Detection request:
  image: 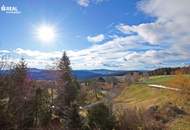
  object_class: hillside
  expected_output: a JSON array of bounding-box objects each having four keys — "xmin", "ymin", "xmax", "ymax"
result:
[{"xmin": 114, "ymin": 75, "xmax": 190, "ymax": 130}]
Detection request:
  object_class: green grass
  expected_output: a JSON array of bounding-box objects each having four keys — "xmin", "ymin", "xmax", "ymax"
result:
[
  {"xmin": 142, "ymin": 75, "xmax": 174, "ymax": 85},
  {"xmin": 143, "ymin": 74, "xmax": 190, "ymax": 85},
  {"xmin": 114, "ymin": 83, "xmax": 173, "ymax": 108}
]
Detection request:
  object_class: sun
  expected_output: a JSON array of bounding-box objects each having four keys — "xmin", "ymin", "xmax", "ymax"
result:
[{"xmin": 36, "ymin": 24, "xmax": 56, "ymax": 43}]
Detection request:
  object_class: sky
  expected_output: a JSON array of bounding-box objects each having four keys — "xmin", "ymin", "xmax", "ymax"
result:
[{"xmin": 0, "ymin": 0, "xmax": 190, "ymax": 70}]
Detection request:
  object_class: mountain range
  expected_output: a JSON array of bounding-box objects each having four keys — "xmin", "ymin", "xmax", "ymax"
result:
[
  {"xmin": 0, "ymin": 68, "xmax": 144, "ymax": 80},
  {"xmin": 27, "ymin": 68, "xmax": 129, "ymax": 80}
]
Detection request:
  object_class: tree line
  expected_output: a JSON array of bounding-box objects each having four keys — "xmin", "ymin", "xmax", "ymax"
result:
[{"xmin": 149, "ymin": 66, "xmax": 190, "ymax": 76}]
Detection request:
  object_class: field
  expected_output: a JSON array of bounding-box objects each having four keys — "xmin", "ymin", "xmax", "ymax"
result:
[{"xmin": 114, "ymin": 75, "xmax": 190, "ymax": 130}]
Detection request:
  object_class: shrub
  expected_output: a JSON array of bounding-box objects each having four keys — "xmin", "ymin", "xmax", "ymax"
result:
[
  {"xmin": 117, "ymin": 108, "xmax": 165, "ymax": 130},
  {"xmin": 88, "ymin": 103, "xmax": 117, "ymax": 130}
]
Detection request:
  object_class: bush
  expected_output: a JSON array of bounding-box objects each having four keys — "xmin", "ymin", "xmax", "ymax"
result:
[
  {"xmin": 168, "ymin": 73, "xmax": 190, "ymax": 105},
  {"xmin": 117, "ymin": 108, "xmax": 165, "ymax": 130},
  {"xmin": 88, "ymin": 103, "xmax": 117, "ymax": 130}
]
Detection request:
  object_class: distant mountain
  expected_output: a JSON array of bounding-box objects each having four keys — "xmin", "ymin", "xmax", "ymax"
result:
[
  {"xmin": 27, "ymin": 68, "xmax": 133, "ymax": 80},
  {"xmin": 28, "ymin": 68, "xmax": 57, "ymax": 80},
  {"xmin": 72, "ymin": 70, "xmax": 102, "ymax": 80},
  {"xmin": 0, "ymin": 68, "xmax": 142, "ymax": 80},
  {"xmin": 73, "ymin": 69, "xmax": 128, "ymax": 80},
  {"xmin": 27, "ymin": 68, "xmax": 129, "ymax": 80}
]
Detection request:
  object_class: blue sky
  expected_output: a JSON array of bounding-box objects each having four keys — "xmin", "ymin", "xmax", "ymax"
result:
[{"xmin": 0, "ymin": 0, "xmax": 190, "ymax": 70}]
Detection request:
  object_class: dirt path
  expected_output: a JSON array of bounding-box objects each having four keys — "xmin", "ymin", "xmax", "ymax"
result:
[{"xmin": 148, "ymin": 84, "xmax": 180, "ymax": 91}]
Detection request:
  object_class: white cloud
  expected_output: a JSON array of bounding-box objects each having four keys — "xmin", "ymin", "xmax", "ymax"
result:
[
  {"xmin": 0, "ymin": 33, "xmax": 189, "ymax": 70},
  {"xmin": 0, "ymin": 35, "xmax": 146, "ymax": 69},
  {"xmin": 138, "ymin": 0, "xmax": 190, "ymax": 22},
  {"xmin": 116, "ymin": 0, "xmax": 190, "ymax": 65},
  {"xmin": 117, "ymin": 24, "xmax": 134, "ymax": 35},
  {"xmin": 81, "ymin": 0, "xmax": 190, "ymax": 69},
  {"xmin": 77, "ymin": 0, "xmax": 106, "ymax": 7},
  {"xmin": 138, "ymin": 0, "xmax": 190, "ymax": 56},
  {"xmin": 77, "ymin": 0, "xmax": 90, "ymax": 7},
  {"xmin": 15, "ymin": 48, "xmax": 62, "ymax": 60},
  {"xmin": 117, "ymin": 22, "xmax": 168, "ymax": 44},
  {"xmin": 117, "ymin": 0, "xmax": 190, "ymax": 46},
  {"xmin": 87, "ymin": 34, "xmax": 105, "ymax": 43},
  {"xmin": 0, "ymin": 50, "xmax": 10, "ymax": 53}
]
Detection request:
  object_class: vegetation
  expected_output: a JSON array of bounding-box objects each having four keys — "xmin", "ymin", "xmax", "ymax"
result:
[
  {"xmin": 55, "ymin": 52, "xmax": 82, "ymax": 130},
  {"xmin": 0, "ymin": 53, "xmax": 189, "ymax": 130},
  {"xmin": 116, "ymin": 108, "xmax": 165, "ymax": 130},
  {"xmin": 115, "ymin": 74, "xmax": 190, "ymax": 130},
  {"xmin": 87, "ymin": 103, "xmax": 116, "ymax": 130},
  {"xmin": 168, "ymin": 73, "xmax": 190, "ymax": 105},
  {"xmin": 148, "ymin": 66, "xmax": 190, "ymax": 76},
  {"xmin": 115, "ymin": 84, "xmax": 172, "ymax": 108}
]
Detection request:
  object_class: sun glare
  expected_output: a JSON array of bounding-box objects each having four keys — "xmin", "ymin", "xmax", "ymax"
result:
[{"xmin": 36, "ymin": 24, "xmax": 56, "ymax": 43}]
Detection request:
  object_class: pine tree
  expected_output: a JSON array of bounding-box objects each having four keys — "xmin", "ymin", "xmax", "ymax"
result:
[
  {"xmin": 58, "ymin": 51, "xmax": 72, "ymax": 82},
  {"xmin": 88, "ymin": 103, "xmax": 116, "ymax": 130},
  {"xmin": 23, "ymin": 87, "xmax": 52, "ymax": 129},
  {"xmin": 56, "ymin": 52, "xmax": 78, "ymax": 106},
  {"xmin": 59, "ymin": 102, "xmax": 82, "ymax": 130},
  {"xmin": 55, "ymin": 52, "xmax": 82, "ymax": 129}
]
